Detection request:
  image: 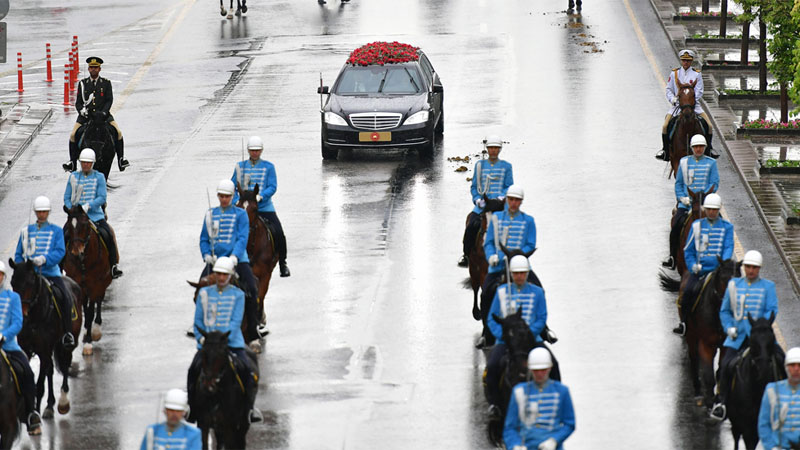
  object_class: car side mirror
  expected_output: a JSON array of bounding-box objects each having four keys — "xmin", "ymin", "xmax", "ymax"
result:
[
  {"xmin": 432, "ymin": 85, "xmax": 443, "ymax": 94},
  {"xmin": 317, "ymin": 86, "xmax": 329, "ymax": 94}
]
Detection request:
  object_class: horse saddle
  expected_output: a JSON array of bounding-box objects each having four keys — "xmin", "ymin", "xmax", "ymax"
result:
[{"xmin": 258, "ymin": 216, "xmax": 277, "ymax": 250}]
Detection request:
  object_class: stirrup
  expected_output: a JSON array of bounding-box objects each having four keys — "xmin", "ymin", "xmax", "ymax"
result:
[
  {"xmin": 249, "ymin": 408, "xmax": 263, "ymax": 423},
  {"xmin": 474, "ymin": 336, "xmax": 487, "ymax": 349},
  {"xmin": 62, "ymin": 333, "xmax": 76, "ymax": 348},
  {"xmin": 457, "ymin": 255, "xmax": 468, "ymax": 267},
  {"xmin": 279, "ymin": 263, "xmax": 290, "ymax": 278},
  {"xmin": 661, "ymin": 256, "xmax": 675, "ymax": 269},
  {"xmin": 709, "ymin": 403, "xmax": 726, "ymax": 421},
  {"xmin": 118, "ymin": 158, "xmax": 130, "ymax": 171},
  {"xmin": 257, "ymin": 324, "xmax": 270, "ymax": 338},
  {"xmin": 111, "ymin": 265, "xmax": 123, "ymax": 279},
  {"xmin": 672, "ymin": 322, "xmax": 686, "ymax": 336},
  {"xmin": 487, "ymin": 404, "xmax": 501, "ymax": 419},
  {"xmin": 62, "ymin": 160, "xmax": 75, "ymax": 172},
  {"xmin": 27, "ymin": 411, "xmax": 42, "ymax": 432}
]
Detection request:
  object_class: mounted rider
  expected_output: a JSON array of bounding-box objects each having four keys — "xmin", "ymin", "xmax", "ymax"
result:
[
  {"xmin": 140, "ymin": 388, "xmax": 201, "ymax": 450},
  {"xmin": 672, "ymin": 193, "xmax": 733, "ymax": 336},
  {"xmin": 458, "ymin": 135, "xmax": 513, "ymax": 267},
  {"xmin": 503, "ymin": 348, "xmax": 575, "ymax": 450},
  {"xmin": 655, "ymin": 49, "xmax": 718, "ymax": 161},
  {"xmin": 187, "ymin": 257, "xmax": 261, "ymax": 424},
  {"xmin": 64, "ymin": 56, "xmax": 129, "ymax": 173},
  {"xmin": 662, "ymin": 134, "xmax": 719, "ymax": 270},
  {"xmin": 485, "ymin": 255, "xmax": 548, "ymax": 418},
  {"xmin": 199, "ymin": 179, "xmax": 261, "ymax": 344},
  {"xmin": 758, "ymin": 347, "xmax": 800, "ymax": 449},
  {"xmin": 13, "ymin": 196, "xmax": 75, "ymax": 349},
  {"xmin": 63, "ymin": 149, "xmax": 123, "ymax": 279},
  {"xmin": 0, "ymin": 261, "xmax": 42, "ymax": 435},
  {"xmin": 711, "ymin": 250, "xmax": 781, "ymax": 421},
  {"xmin": 230, "ymin": 135, "xmax": 290, "ymax": 278}
]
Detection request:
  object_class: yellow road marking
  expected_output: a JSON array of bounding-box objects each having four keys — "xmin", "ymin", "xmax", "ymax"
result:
[{"xmin": 621, "ymin": 0, "xmax": 787, "ymax": 349}]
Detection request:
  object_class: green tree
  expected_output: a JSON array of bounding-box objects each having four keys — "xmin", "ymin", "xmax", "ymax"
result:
[
  {"xmin": 765, "ymin": 0, "xmax": 797, "ymax": 121},
  {"xmin": 790, "ymin": 0, "xmax": 800, "ymax": 114}
]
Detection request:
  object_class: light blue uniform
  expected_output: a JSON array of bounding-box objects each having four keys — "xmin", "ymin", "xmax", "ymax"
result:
[
  {"xmin": 758, "ymin": 379, "xmax": 800, "ymax": 449},
  {"xmin": 720, "ymin": 277, "xmax": 779, "ymax": 350},
  {"xmin": 199, "ymin": 206, "xmax": 250, "ymax": 264},
  {"xmin": 0, "ymin": 288, "xmax": 23, "ymax": 353},
  {"xmin": 488, "ymin": 283, "xmax": 547, "ymax": 344},
  {"xmin": 63, "ymin": 170, "xmax": 107, "ymax": 222},
  {"xmin": 504, "ymin": 379, "xmax": 576, "ymax": 450},
  {"xmin": 683, "ymin": 218, "xmax": 734, "ymax": 275},
  {"xmin": 470, "ymin": 159, "xmax": 513, "ymax": 214},
  {"xmin": 231, "ymin": 159, "xmax": 278, "ymax": 213},
  {"xmin": 14, "ymin": 222, "xmax": 66, "ymax": 278},
  {"xmin": 484, "ymin": 210, "xmax": 536, "ymax": 274},
  {"xmin": 140, "ymin": 421, "xmax": 201, "ymax": 450},
  {"xmin": 674, "ymin": 155, "xmax": 719, "ymax": 210},
  {"xmin": 193, "ymin": 284, "xmax": 245, "ymax": 350}
]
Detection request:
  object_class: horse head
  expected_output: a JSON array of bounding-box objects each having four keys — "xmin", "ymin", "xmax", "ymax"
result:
[
  {"xmin": 63, "ymin": 205, "xmax": 92, "ymax": 258},
  {"xmin": 197, "ymin": 329, "xmax": 232, "ymax": 394},
  {"xmin": 8, "ymin": 258, "xmax": 45, "ymax": 318},
  {"xmin": 498, "ymin": 243, "xmax": 536, "ymax": 261},
  {"xmin": 747, "ymin": 312, "xmax": 780, "ymax": 384},
  {"xmin": 482, "ymin": 195, "xmax": 506, "ymax": 214},
  {"xmin": 493, "ymin": 309, "xmax": 536, "ymax": 381},
  {"xmin": 687, "ymin": 188, "xmax": 712, "ymax": 221},
  {"xmin": 712, "ymin": 257, "xmax": 739, "ymax": 299},
  {"xmin": 236, "ymin": 183, "xmax": 260, "ymax": 226},
  {"xmin": 676, "ymin": 79, "xmax": 697, "ymax": 119}
]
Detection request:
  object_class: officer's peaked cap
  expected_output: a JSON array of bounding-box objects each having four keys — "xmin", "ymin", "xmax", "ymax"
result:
[{"xmin": 86, "ymin": 57, "xmax": 104, "ymax": 67}]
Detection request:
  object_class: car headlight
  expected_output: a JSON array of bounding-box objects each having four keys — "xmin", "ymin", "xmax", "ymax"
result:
[
  {"xmin": 324, "ymin": 112, "xmax": 348, "ymax": 126},
  {"xmin": 404, "ymin": 110, "xmax": 429, "ymax": 125}
]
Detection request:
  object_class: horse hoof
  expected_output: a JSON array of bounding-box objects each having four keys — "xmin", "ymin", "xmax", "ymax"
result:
[
  {"xmin": 42, "ymin": 407, "xmax": 54, "ymax": 419},
  {"xmin": 82, "ymin": 343, "xmax": 93, "ymax": 356},
  {"xmin": 91, "ymin": 324, "xmax": 102, "ymax": 341},
  {"xmin": 241, "ymin": 5, "xmax": 247, "ymax": 12},
  {"xmin": 227, "ymin": 13, "xmax": 233, "ymax": 19},
  {"xmin": 28, "ymin": 427, "xmax": 42, "ymax": 436},
  {"xmin": 472, "ymin": 307, "xmax": 481, "ymax": 321},
  {"xmin": 58, "ymin": 391, "xmax": 70, "ymax": 414},
  {"xmin": 248, "ymin": 340, "xmax": 262, "ymax": 354},
  {"xmin": 220, "ymin": 7, "xmax": 227, "ymax": 16}
]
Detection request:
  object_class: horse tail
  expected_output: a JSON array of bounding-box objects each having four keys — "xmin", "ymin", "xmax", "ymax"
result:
[
  {"xmin": 659, "ymin": 270, "xmax": 681, "ymax": 292},
  {"xmin": 54, "ymin": 343, "xmax": 72, "ymax": 377},
  {"xmin": 461, "ymin": 277, "xmax": 472, "ymax": 290}
]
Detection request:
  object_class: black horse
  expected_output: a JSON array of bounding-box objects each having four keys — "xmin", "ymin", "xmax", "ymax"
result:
[
  {"xmin": 725, "ymin": 313, "xmax": 786, "ymax": 450},
  {"xmin": 76, "ymin": 116, "xmax": 116, "ymax": 180},
  {"xmin": 9, "ymin": 259, "xmax": 82, "ymax": 419},
  {"xmin": 485, "ymin": 309, "xmax": 560, "ymax": 446},
  {"xmin": 0, "ymin": 348, "xmax": 23, "ymax": 450},
  {"xmin": 189, "ymin": 330, "xmax": 257, "ymax": 449}
]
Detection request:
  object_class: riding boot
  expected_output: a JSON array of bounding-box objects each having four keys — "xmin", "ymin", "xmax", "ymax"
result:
[
  {"xmin": 64, "ymin": 141, "xmax": 80, "ymax": 172},
  {"xmin": 655, "ymin": 134, "xmax": 670, "ymax": 161},
  {"xmin": 115, "ymin": 138, "xmax": 130, "ymax": 171},
  {"xmin": 672, "ymin": 302, "xmax": 686, "ymax": 336},
  {"xmin": 246, "ymin": 381, "xmax": 262, "ymax": 423},
  {"xmin": 277, "ymin": 232, "xmax": 290, "ymax": 277},
  {"xmin": 704, "ymin": 133, "xmax": 720, "ymax": 159},
  {"xmin": 60, "ymin": 297, "xmax": 75, "ymax": 349}
]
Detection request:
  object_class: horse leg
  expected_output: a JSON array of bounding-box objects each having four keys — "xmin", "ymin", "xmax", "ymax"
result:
[
  {"xmin": 202, "ymin": 426, "xmax": 210, "ymax": 450},
  {"xmin": 472, "ymin": 286, "xmax": 481, "ymax": 321},
  {"xmin": 92, "ymin": 298, "xmax": 103, "ymax": 342},
  {"xmin": 698, "ymin": 340, "xmax": 717, "ymax": 408},
  {"xmin": 743, "ymin": 425, "xmax": 759, "ymax": 450},
  {"xmin": 34, "ymin": 359, "xmax": 46, "ymax": 413},
  {"xmin": 83, "ymin": 300, "xmax": 95, "ymax": 355},
  {"xmin": 43, "ymin": 357, "xmax": 55, "ymax": 419},
  {"xmin": 686, "ymin": 333, "xmax": 702, "ymax": 402}
]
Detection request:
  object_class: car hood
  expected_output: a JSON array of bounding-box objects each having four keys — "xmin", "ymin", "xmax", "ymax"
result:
[{"xmin": 327, "ymin": 93, "xmax": 428, "ymax": 117}]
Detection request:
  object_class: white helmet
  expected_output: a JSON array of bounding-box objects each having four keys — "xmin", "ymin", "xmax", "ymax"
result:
[
  {"xmin": 527, "ymin": 347, "xmax": 552, "ymax": 370},
  {"xmin": 33, "ymin": 196, "xmax": 51, "ymax": 212},
  {"xmin": 0, "ymin": 260, "xmax": 6, "ymax": 275},
  {"xmin": 786, "ymin": 347, "xmax": 800, "ymax": 365},
  {"xmin": 690, "ymin": 134, "xmax": 707, "ymax": 148},
  {"xmin": 742, "ymin": 250, "xmax": 763, "ymax": 267},
  {"xmin": 509, "ymin": 255, "xmax": 530, "ymax": 273},
  {"xmin": 213, "ymin": 256, "xmax": 235, "ymax": 274},
  {"xmin": 79, "ymin": 148, "xmax": 96, "ymax": 163},
  {"xmin": 702, "ymin": 193, "xmax": 721, "ymax": 210},
  {"xmin": 163, "ymin": 388, "xmax": 189, "ymax": 411},
  {"xmin": 506, "ymin": 185, "xmax": 524, "ymax": 200},
  {"xmin": 485, "ymin": 135, "xmax": 503, "ymax": 149},
  {"xmin": 247, "ymin": 136, "xmax": 264, "ymax": 150},
  {"xmin": 216, "ymin": 179, "xmax": 235, "ymax": 196}
]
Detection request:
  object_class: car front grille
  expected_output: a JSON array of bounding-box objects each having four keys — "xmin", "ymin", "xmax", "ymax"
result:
[{"xmin": 348, "ymin": 112, "xmax": 403, "ymax": 130}]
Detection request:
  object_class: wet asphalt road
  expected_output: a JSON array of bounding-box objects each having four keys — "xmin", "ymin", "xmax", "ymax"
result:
[{"xmin": 1, "ymin": 0, "xmax": 798, "ymax": 449}]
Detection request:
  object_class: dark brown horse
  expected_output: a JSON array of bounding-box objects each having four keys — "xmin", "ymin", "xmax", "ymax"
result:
[
  {"xmin": 62, "ymin": 205, "xmax": 112, "ymax": 356},
  {"xmin": 9, "ymin": 259, "xmax": 83, "ymax": 419},
  {"xmin": 467, "ymin": 196, "xmax": 506, "ymax": 321},
  {"xmin": 669, "ymin": 79, "xmax": 706, "ymax": 177},
  {"xmin": 236, "ymin": 184, "xmax": 278, "ymax": 335},
  {"xmin": 0, "ymin": 348, "xmax": 23, "ymax": 449}
]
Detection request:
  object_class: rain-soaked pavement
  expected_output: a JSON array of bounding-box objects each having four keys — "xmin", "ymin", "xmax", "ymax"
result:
[{"xmin": 2, "ymin": 0, "xmax": 800, "ymax": 449}]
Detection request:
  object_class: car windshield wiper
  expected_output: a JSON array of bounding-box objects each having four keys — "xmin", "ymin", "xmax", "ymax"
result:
[
  {"xmin": 404, "ymin": 68, "xmax": 420, "ymax": 92},
  {"xmin": 377, "ymin": 69, "xmax": 389, "ymax": 93}
]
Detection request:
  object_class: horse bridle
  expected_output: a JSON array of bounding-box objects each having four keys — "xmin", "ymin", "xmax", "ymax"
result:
[{"xmin": 66, "ymin": 215, "xmax": 100, "ymax": 270}]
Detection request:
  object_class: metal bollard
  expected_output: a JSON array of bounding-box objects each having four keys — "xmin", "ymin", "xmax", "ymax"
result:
[
  {"xmin": 45, "ymin": 43, "xmax": 53, "ymax": 82},
  {"xmin": 16, "ymin": 52, "xmax": 23, "ymax": 92},
  {"xmin": 63, "ymin": 64, "xmax": 70, "ymax": 105}
]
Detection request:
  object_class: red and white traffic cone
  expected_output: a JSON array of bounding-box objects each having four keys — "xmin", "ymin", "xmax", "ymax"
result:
[{"xmin": 45, "ymin": 43, "xmax": 53, "ymax": 82}]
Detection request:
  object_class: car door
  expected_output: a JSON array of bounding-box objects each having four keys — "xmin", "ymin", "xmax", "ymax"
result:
[{"xmin": 418, "ymin": 53, "xmax": 442, "ymax": 122}]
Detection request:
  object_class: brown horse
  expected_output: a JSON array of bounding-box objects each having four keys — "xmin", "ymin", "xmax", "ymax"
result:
[
  {"xmin": 9, "ymin": 259, "xmax": 83, "ymax": 419},
  {"xmin": 0, "ymin": 347, "xmax": 23, "ymax": 449},
  {"xmin": 62, "ymin": 205, "xmax": 112, "ymax": 356},
  {"xmin": 467, "ymin": 196, "xmax": 506, "ymax": 321},
  {"xmin": 235, "ymin": 184, "xmax": 278, "ymax": 334},
  {"xmin": 669, "ymin": 79, "xmax": 706, "ymax": 177}
]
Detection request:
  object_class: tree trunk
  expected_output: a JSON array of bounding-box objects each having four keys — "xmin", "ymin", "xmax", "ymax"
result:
[
  {"xmin": 740, "ymin": 20, "xmax": 750, "ymax": 66},
  {"xmin": 781, "ymin": 82, "xmax": 788, "ymax": 123},
  {"xmin": 702, "ymin": 0, "xmax": 709, "ymax": 13},
  {"xmin": 719, "ymin": 0, "xmax": 727, "ymax": 37},
  {"xmin": 759, "ymin": 15, "xmax": 767, "ymax": 93}
]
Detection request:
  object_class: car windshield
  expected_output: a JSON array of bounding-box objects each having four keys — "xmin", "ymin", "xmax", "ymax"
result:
[{"xmin": 335, "ymin": 65, "xmax": 423, "ymax": 94}]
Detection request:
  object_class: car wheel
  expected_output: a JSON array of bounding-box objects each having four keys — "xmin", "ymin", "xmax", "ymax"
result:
[
  {"xmin": 321, "ymin": 139, "xmax": 339, "ymax": 160},
  {"xmin": 419, "ymin": 131, "xmax": 435, "ymax": 160}
]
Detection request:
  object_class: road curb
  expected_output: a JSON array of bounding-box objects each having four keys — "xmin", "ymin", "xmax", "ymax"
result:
[{"xmin": 0, "ymin": 103, "xmax": 53, "ymax": 184}]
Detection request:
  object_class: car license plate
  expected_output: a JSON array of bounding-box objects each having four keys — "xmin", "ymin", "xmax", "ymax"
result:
[{"xmin": 359, "ymin": 132, "xmax": 391, "ymax": 142}]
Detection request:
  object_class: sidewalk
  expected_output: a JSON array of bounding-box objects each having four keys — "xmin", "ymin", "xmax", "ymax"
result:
[{"xmin": 0, "ymin": 102, "xmax": 53, "ymax": 183}]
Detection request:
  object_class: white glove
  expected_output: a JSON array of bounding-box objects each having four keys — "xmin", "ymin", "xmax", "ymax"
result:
[
  {"xmin": 0, "ymin": 335, "xmax": 5, "ymax": 346},
  {"xmin": 727, "ymin": 327, "xmax": 738, "ymax": 340},
  {"xmin": 512, "ymin": 446, "xmax": 526, "ymax": 450},
  {"xmin": 671, "ymin": 97, "xmax": 678, "ymax": 106},
  {"xmin": 692, "ymin": 263, "xmax": 702, "ymax": 274},
  {"xmin": 680, "ymin": 197, "xmax": 691, "ymax": 207},
  {"xmin": 488, "ymin": 254, "xmax": 500, "ymax": 267},
  {"xmin": 203, "ymin": 254, "xmax": 214, "ymax": 265},
  {"xmin": 256, "ymin": 194, "xmax": 263, "ymax": 203},
  {"xmin": 81, "ymin": 203, "xmax": 91, "ymax": 212},
  {"xmin": 497, "ymin": 196, "xmax": 505, "ymax": 202},
  {"xmin": 230, "ymin": 255, "xmax": 238, "ymax": 266},
  {"xmin": 539, "ymin": 438, "xmax": 558, "ymax": 450},
  {"xmin": 32, "ymin": 255, "xmax": 46, "ymax": 266},
  {"xmin": 476, "ymin": 198, "xmax": 486, "ymax": 208}
]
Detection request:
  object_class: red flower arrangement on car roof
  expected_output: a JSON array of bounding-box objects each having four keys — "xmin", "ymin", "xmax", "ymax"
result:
[{"xmin": 347, "ymin": 41, "xmax": 420, "ymax": 66}]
